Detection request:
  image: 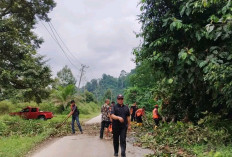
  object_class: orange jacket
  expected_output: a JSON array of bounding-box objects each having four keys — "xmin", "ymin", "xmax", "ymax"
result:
[
  {"xmin": 153, "ymin": 108, "xmax": 159, "ymax": 119},
  {"xmin": 136, "ymin": 108, "xmax": 145, "ymax": 117}
]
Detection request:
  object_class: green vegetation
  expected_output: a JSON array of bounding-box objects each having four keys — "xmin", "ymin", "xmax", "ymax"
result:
[
  {"xmin": 124, "ymin": 0, "xmax": 232, "ymax": 156},
  {"xmin": 84, "ymin": 70, "xmax": 133, "ymax": 103},
  {"xmin": 0, "ymin": 101, "xmax": 100, "ymax": 157},
  {"xmin": 0, "ymin": 135, "xmax": 46, "ymax": 157},
  {"xmin": 1, "ymin": 0, "xmax": 232, "ymax": 156},
  {"xmin": 129, "ymin": 0, "xmax": 232, "ymax": 120},
  {"xmin": 133, "ymin": 114, "xmax": 232, "ymax": 156},
  {"xmin": 0, "ymin": 0, "xmax": 56, "ymax": 103}
]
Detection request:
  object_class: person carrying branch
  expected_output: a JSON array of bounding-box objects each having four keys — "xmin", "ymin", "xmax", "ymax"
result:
[{"xmin": 68, "ymin": 100, "xmax": 83, "ymax": 134}]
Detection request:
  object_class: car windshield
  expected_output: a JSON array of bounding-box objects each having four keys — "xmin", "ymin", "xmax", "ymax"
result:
[{"xmin": 21, "ymin": 108, "xmax": 29, "ymax": 112}]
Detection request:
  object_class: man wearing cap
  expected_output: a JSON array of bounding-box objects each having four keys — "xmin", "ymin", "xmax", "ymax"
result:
[
  {"xmin": 68, "ymin": 100, "xmax": 83, "ymax": 134},
  {"xmin": 111, "ymin": 94, "xmax": 131, "ymax": 157}
]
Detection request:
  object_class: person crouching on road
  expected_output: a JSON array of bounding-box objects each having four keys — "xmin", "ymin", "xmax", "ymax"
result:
[
  {"xmin": 153, "ymin": 105, "xmax": 160, "ymax": 127},
  {"xmin": 68, "ymin": 100, "xmax": 83, "ymax": 134},
  {"xmin": 135, "ymin": 107, "xmax": 145, "ymax": 126},
  {"xmin": 111, "ymin": 94, "xmax": 131, "ymax": 157},
  {"xmin": 100, "ymin": 99, "xmax": 111, "ymax": 139}
]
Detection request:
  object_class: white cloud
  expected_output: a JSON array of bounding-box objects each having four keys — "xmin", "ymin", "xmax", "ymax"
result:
[{"xmin": 35, "ymin": 0, "xmax": 141, "ymax": 86}]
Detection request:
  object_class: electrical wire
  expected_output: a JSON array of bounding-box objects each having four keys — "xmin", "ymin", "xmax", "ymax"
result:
[
  {"xmin": 40, "ymin": 21, "xmax": 80, "ymax": 69},
  {"xmin": 48, "ymin": 21, "xmax": 83, "ymax": 65}
]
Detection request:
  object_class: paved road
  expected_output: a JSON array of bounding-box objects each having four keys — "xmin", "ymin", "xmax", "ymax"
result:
[
  {"xmin": 85, "ymin": 114, "xmax": 101, "ymax": 125},
  {"xmin": 31, "ymin": 115, "xmax": 153, "ymax": 157}
]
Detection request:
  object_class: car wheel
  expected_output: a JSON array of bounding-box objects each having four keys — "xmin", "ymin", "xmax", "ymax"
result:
[{"xmin": 39, "ymin": 116, "xmax": 46, "ymax": 121}]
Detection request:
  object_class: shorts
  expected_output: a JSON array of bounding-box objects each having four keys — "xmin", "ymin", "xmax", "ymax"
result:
[
  {"xmin": 102, "ymin": 121, "xmax": 111, "ymax": 128},
  {"xmin": 154, "ymin": 118, "xmax": 159, "ymax": 126}
]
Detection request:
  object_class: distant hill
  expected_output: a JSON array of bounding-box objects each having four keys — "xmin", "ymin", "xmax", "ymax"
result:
[{"xmin": 83, "ymin": 70, "xmax": 135, "ymax": 103}]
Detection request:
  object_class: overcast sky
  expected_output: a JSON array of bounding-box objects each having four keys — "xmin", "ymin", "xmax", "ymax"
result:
[{"xmin": 35, "ymin": 0, "xmax": 141, "ymax": 86}]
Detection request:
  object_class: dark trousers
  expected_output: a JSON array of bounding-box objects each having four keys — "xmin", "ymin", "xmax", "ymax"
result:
[
  {"xmin": 131, "ymin": 114, "xmax": 136, "ymax": 122},
  {"xmin": 113, "ymin": 127, "xmax": 127, "ymax": 156},
  {"xmin": 71, "ymin": 116, "xmax": 82, "ymax": 133},
  {"xmin": 136, "ymin": 116, "xmax": 142, "ymax": 123},
  {"xmin": 100, "ymin": 121, "xmax": 110, "ymax": 139},
  {"xmin": 154, "ymin": 118, "xmax": 160, "ymax": 126}
]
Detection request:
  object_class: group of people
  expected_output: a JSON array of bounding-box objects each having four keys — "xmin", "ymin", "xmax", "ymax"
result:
[
  {"xmin": 100, "ymin": 95, "xmax": 161, "ymax": 157},
  {"xmin": 130, "ymin": 103, "xmax": 160, "ymax": 127},
  {"xmin": 68, "ymin": 94, "xmax": 160, "ymax": 157}
]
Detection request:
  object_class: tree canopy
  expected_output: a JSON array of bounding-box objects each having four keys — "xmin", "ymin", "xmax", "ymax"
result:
[
  {"xmin": 84, "ymin": 71, "xmax": 133, "ymax": 103},
  {"xmin": 56, "ymin": 65, "xmax": 77, "ymax": 87},
  {"xmin": 130, "ymin": 0, "xmax": 232, "ymax": 120},
  {"xmin": 0, "ymin": 0, "xmax": 56, "ymax": 103}
]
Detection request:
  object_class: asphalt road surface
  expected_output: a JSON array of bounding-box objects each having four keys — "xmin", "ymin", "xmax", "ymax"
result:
[{"xmin": 31, "ymin": 115, "xmax": 153, "ymax": 157}]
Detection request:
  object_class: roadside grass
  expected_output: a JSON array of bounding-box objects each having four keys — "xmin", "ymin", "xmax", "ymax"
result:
[
  {"xmin": 0, "ymin": 134, "xmax": 46, "ymax": 157},
  {"xmin": 0, "ymin": 110, "xmax": 100, "ymax": 157}
]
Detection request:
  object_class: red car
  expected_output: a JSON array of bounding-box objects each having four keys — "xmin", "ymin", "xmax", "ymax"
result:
[{"xmin": 10, "ymin": 106, "xmax": 53, "ymax": 120}]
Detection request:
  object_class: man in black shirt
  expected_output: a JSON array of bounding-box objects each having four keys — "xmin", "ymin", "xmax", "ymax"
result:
[
  {"xmin": 68, "ymin": 100, "xmax": 83, "ymax": 134},
  {"xmin": 111, "ymin": 94, "xmax": 131, "ymax": 157}
]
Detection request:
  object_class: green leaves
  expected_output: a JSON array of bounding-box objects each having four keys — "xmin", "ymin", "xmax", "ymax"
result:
[
  {"xmin": 178, "ymin": 49, "xmax": 194, "ymax": 61},
  {"xmin": 0, "ymin": 0, "xmax": 55, "ymax": 103},
  {"xmin": 134, "ymin": 0, "xmax": 232, "ymax": 120},
  {"xmin": 168, "ymin": 79, "xmax": 174, "ymax": 84},
  {"xmin": 199, "ymin": 60, "xmax": 208, "ymax": 68},
  {"xmin": 170, "ymin": 19, "xmax": 183, "ymax": 31},
  {"xmin": 206, "ymin": 24, "xmax": 215, "ymax": 33},
  {"xmin": 56, "ymin": 65, "xmax": 77, "ymax": 87},
  {"xmin": 222, "ymin": 0, "xmax": 231, "ymax": 14}
]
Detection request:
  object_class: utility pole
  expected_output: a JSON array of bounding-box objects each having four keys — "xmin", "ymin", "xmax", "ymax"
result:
[{"xmin": 78, "ymin": 64, "xmax": 88, "ymax": 90}]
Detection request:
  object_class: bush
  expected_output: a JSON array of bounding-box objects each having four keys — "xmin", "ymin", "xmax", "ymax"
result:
[
  {"xmin": 39, "ymin": 102, "xmax": 58, "ymax": 114},
  {"xmin": 60, "ymin": 101, "xmax": 100, "ymax": 115},
  {"xmin": 0, "ymin": 120, "xmax": 8, "ymax": 136},
  {"xmin": 0, "ymin": 114, "xmax": 70, "ymax": 137},
  {"xmin": 0, "ymin": 101, "xmax": 13, "ymax": 115}
]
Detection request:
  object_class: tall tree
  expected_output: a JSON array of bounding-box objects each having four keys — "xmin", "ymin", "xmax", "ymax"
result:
[
  {"xmin": 118, "ymin": 70, "xmax": 127, "ymax": 88},
  {"xmin": 0, "ymin": 0, "xmax": 56, "ymax": 103},
  {"xmin": 52, "ymin": 84, "xmax": 76, "ymax": 109},
  {"xmin": 56, "ymin": 65, "xmax": 77, "ymax": 87},
  {"xmin": 134, "ymin": 0, "xmax": 232, "ymax": 120}
]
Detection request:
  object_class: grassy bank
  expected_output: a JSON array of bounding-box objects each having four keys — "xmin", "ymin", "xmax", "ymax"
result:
[{"xmin": 0, "ymin": 101, "xmax": 100, "ymax": 157}]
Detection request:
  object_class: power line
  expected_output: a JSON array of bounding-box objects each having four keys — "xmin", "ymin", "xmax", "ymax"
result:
[
  {"xmin": 41, "ymin": 20, "xmax": 93, "ymax": 86},
  {"xmin": 47, "ymin": 22, "xmax": 80, "ymax": 69},
  {"xmin": 48, "ymin": 21, "xmax": 83, "ymax": 65},
  {"xmin": 40, "ymin": 21, "xmax": 80, "ymax": 70}
]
